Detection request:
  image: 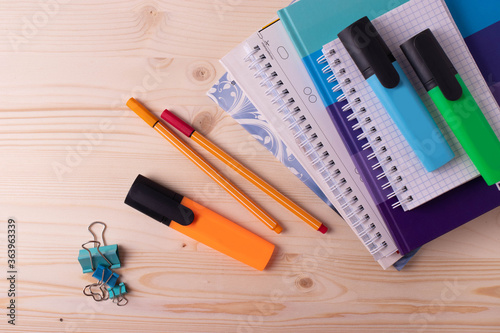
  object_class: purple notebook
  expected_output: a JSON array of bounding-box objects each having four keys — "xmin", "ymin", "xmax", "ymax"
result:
[
  {"xmin": 326, "ymin": 3, "xmax": 500, "ymax": 255},
  {"xmin": 280, "ymin": 0, "xmax": 500, "ymax": 255},
  {"xmin": 331, "ymin": 3, "xmax": 500, "ymax": 255}
]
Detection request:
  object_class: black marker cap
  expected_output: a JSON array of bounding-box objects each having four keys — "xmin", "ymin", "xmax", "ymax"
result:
[
  {"xmin": 125, "ymin": 174, "xmax": 194, "ymax": 226},
  {"xmin": 338, "ymin": 16, "xmax": 400, "ymax": 88},
  {"xmin": 400, "ymin": 29, "xmax": 462, "ymax": 101}
]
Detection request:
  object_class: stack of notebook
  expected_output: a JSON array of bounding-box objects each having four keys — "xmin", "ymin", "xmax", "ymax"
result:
[{"xmin": 208, "ymin": 0, "xmax": 500, "ymax": 269}]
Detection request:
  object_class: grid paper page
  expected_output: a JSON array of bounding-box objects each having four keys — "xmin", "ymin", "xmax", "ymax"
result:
[{"xmin": 324, "ymin": 0, "xmax": 500, "ymax": 210}]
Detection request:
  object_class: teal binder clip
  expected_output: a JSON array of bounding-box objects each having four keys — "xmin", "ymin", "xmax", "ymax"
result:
[
  {"xmin": 78, "ymin": 222, "xmax": 129, "ymax": 306},
  {"xmin": 108, "ymin": 282, "xmax": 128, "ymax": 306},
  {"xmin": 92, "ymin": 264, "xmax": 119, "ymax": 288},
  {"xmin": 83, "ymin": 264, "xmax": 119, "ymax": 301},
  {"xmin": 78, "ymin": 222, "xmax": 121, "ymax": 273}
]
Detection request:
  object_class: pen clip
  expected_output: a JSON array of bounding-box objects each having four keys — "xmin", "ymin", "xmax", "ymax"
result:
[
  {"xmin": 403, "ymin": 29, "xmax": 462, "ymax": 101},
  {"xmin": 340, "ymin": 17, "xmax": 400, "ymax": 89}
]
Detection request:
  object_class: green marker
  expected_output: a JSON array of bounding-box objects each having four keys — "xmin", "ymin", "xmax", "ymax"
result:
[{"xmin": 401, "ymin": 29, "xmax": 500, "ymax": 186}]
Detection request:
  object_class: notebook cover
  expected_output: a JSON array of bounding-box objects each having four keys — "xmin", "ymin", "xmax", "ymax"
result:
[{"xmin": 279, "ymin": 0, "xmax": 500, "ymax": 254}]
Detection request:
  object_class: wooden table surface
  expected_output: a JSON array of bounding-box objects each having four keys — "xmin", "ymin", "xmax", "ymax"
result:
[{"xmin": 1, "ymin": 1, "xmax": 499, "ymax": 332}]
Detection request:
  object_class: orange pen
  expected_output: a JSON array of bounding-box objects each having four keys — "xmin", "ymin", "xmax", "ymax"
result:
[
  {"xmin": 161, "ymin": 109, "xmax": 328, "ymax": 234},
  {"xmin": 127, "ymin": 98, "xmax": 282, "ymax": 234},
  {"xmin": 125, "ymin": 174, "xmax": 275, "ymax": 270}
]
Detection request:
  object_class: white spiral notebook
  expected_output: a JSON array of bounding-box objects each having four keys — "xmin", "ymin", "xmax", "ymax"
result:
[
  {"xmin": 221, "ymin": 19, "xmax": 402, "ymax": 269},
  {"xmin": 321, "ymin": 0, "xmax": 500, "ymax": 211}
]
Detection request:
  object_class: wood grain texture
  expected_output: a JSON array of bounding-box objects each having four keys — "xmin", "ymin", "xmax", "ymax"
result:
[{"xmin": 0, "ymin": 1, "xmax": 499, "ymax": 332}]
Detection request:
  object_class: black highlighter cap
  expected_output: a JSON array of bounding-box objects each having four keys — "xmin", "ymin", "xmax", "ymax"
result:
[
  {"xmin": 338, "ymin": 16, "xmax": 400, "ymax": 88},
  {"xmin": 400, "ymin": 29, "xmax": 462, "ymax": 101},
  {"xmin": 125, "ymin": 174, "xmax": 194, "ymax": 227}
]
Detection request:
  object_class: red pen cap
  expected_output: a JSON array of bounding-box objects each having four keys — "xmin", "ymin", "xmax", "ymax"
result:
[{"xmin": 161, "ymin": 110, "xmax": 195, "ymax": 137}]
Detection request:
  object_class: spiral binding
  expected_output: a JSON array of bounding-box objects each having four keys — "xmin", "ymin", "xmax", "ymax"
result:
[
  {"xmin": 243, "ymin": 45, "xmax": 387, "ymax": 256},
  {"xmin": 323, "ymin": 45, "xmax": 413, "ymax": 210}
]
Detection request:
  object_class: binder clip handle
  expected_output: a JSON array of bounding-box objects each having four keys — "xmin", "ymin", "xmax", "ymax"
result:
[
  {"xmin": 88, "ymin": 221, "xmax": 107, "ymax": 247},
  {"xmin": 83, "ymin": 282, "xmax": 109, "ymax": 302},
  {"xmin": 81, "ymin": 240, "xmax": 112, "ymax": 271}
]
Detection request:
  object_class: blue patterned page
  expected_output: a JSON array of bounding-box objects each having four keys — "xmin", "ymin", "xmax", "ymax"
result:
[{"xmin": 208, "ymin": 72, "xmax": 337, "ymax": 213}]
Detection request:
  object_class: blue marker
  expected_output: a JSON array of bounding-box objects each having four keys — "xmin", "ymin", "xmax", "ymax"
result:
[{"xmin": 338, "ymin": 17, "xmax": 454, "ymax": 172}]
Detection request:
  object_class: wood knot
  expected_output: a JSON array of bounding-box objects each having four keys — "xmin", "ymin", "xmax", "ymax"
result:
[
  {"xmin": 141, "ymin": 5, "xmax": 159, "ymax": 17},
  {"xmin": 192, "ymin": 111, "xmax": 216, "ymax": 134},
  {"xmin": 187, "ymin": 61, "xmax": 216, "ymax": 85},
  {"xmin": 295, "ymin": 275, "xmax": 315, "ymax": 292},
  {"xmin": 298, "ymin": 277, "xmax": 313, "ymax": 289},
  {"xmin": 136, "ymin": 5, "xmax": 163, "ymax": 34}
]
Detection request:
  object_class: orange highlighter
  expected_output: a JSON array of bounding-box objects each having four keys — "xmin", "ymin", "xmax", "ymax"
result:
[{"xmin": 125, "ymin": 174, "xmax": 275, "ymax": 270}]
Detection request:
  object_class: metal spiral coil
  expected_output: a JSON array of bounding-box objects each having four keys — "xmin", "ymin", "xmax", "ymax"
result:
[
  {"xmin": 244, "ymin": 44, "xmax": 364, "ymax": 241},
  {"xmin": 244, "ymin": 44, "xmax": 388, "ymax": 255},
  {"xmin": 323, "ymin": 44, "xmax": 412, "ymax": 211}
]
